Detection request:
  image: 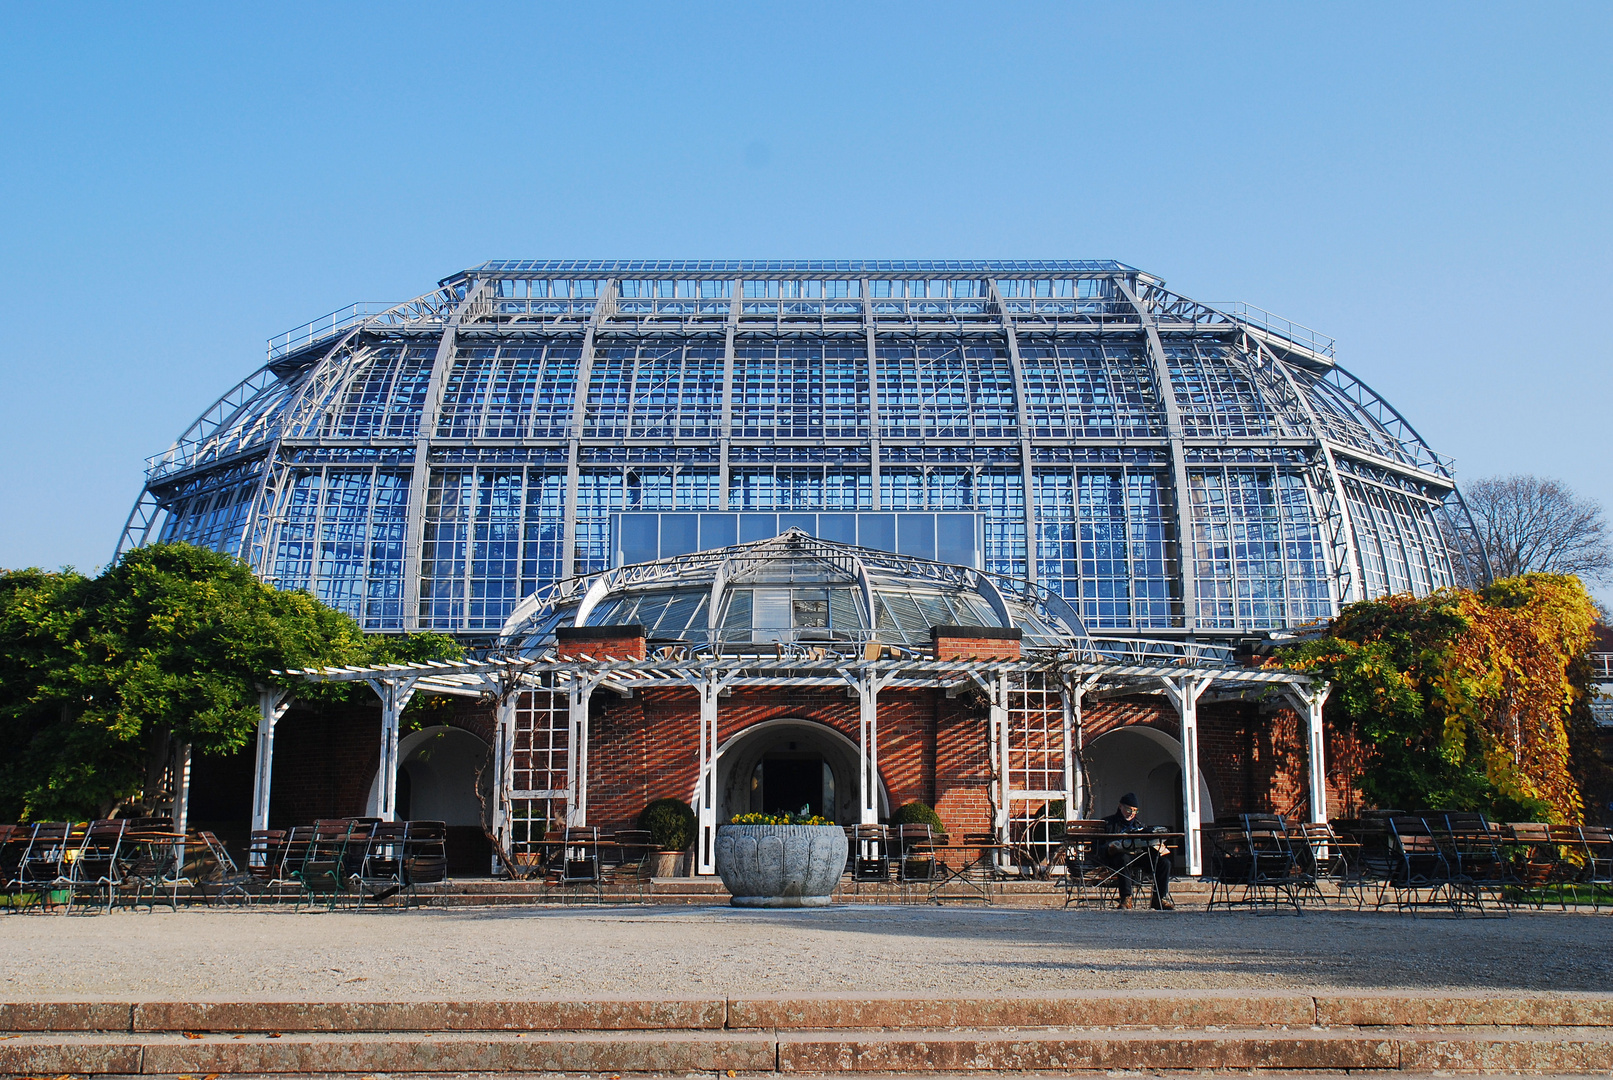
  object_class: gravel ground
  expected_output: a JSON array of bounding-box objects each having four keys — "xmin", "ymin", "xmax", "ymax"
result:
[{"xmin": 2, "ymin": 905, "xmax": 1610, "ymax": 1001}]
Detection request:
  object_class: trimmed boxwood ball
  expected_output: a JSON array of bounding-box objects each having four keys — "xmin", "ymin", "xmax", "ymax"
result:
[
  {"xmin": 639, "ymin": 797, "xmax": 697, "ymax": 852},
  {"xmin": 891, "ymin": 801, "xmax": 945, "ymax": 834}
]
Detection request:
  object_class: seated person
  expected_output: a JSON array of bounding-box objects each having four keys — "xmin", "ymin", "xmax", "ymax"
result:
[{"xmin": 1101, "ymin": 793, "xmax": 1175, "ymax": 910}]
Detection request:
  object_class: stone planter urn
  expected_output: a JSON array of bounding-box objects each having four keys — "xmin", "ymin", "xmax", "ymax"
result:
[{"xmin": 714, "ymin": 824, "xmax": 847, "ymax": 907}]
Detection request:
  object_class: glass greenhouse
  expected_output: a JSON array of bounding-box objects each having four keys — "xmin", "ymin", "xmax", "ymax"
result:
[{"xmin": 124, "ymin": 260, "xmax": 1481, "ymax": 643}]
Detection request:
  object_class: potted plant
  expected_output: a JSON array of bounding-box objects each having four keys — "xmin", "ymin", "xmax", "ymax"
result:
[
  {"xmin": 638, "ymin": 798, "xmax": 696, "ymax": 878},
  {"xmin": 715, "ymin": 811, "xmax": 847, "ymax": 907}
]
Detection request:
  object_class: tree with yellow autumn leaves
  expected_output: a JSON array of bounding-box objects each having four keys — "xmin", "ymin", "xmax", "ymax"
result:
[{"xmin": 1275, "ymin": 574, "xmax": 1602, "ymax": 824}]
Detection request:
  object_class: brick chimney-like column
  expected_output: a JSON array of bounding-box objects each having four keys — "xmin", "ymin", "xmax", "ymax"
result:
[
  {"xmin": 554, "ymin": 625, "xmax": 648, "ymax": 661},
  {"xmin": 931, "ymin": 625, "xmax": 1022, "ymax": 661}
]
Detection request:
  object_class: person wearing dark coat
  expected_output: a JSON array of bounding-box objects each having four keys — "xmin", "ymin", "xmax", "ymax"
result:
[{"xmin": 1101, "ymin": 792, "xmax": 1175, "ymax": 909}]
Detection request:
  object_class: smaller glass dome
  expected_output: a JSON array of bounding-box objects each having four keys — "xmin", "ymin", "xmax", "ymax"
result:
[{"xmin": 498, "ymin": 528, "xmax": 1089, "ymax": 656}]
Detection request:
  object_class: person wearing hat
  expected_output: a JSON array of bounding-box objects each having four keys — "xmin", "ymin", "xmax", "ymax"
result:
[{"xmin": 1101, "ymin": 793, "xmax": 1175, "ymax": 909}]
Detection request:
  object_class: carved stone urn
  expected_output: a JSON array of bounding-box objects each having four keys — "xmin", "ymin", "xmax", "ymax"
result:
[{"xmin": 713, "ymin": 824, "xmax": 847, "ymax": 907}]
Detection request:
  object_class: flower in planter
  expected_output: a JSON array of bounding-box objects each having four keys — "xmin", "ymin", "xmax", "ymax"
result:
[{"xmin": 729, "ymin": 811, "xmax": 834, "ymax": 826}]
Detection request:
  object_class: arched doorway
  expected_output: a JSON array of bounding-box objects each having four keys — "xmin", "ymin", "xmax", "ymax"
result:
[
  {"xmin": 373, "ymin": 725, "xmax": 492, "ymax": 876},
  {"xmin": 1082, "ymin": 725, "xmax": 1214, "ymax": 831},
  {"xmin": 708, "ymin": 718, "xmax": 889, "ymax": 825}
]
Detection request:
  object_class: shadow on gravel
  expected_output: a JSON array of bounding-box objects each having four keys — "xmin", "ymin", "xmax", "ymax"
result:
[{"xmin": 423, "ymin": 903, "xmax": 1613, "ymax": 992}]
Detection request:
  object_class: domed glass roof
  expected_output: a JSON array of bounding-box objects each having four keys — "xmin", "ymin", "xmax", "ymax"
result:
[
  {"xmin": 123, "ymin": 260, "xmax": 1484, "ymax": 642},
  {"xmin": 498, "ymin": 529, "xmax": 1088, "ymax": 656}
]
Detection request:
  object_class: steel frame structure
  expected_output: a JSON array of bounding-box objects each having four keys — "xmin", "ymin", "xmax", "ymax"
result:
[
  {"xmin": 123, "ymin": 260, "xmax": 1486, "ymax": 644},
  {"xmin": 264, "ymin": 652, "xmax": 1327, "ymax": 878}
]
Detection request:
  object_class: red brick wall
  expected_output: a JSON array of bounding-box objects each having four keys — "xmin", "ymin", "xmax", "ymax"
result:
[
  {"xmin": 556, "ymin": 633, "xmax": 646, "ymax": 661},
  {"xmin": 579, "ymin": 686, "xmax": 980, "ymax": 834},
  {"xmin": 933, "ymin": 637, "xmax": 1021, "ymax": 661},
  {"xmin": 266, "ymin": 703, "xmax": 381, "ymax": 828}
]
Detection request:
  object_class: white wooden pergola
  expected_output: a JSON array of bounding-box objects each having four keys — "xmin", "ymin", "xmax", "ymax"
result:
[{"xmin": 261, "ymin": 653, "xmax": 1328, "ymax": 877}]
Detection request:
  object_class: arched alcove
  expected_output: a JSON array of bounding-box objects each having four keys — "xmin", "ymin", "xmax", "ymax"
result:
[
  {"xmin": 1082, "ymin": 724, "xmax": 1214, "ymax": 830},
  {"xmin": 703, "ymin": 717, "xmax": 890, "ymax": 825}
]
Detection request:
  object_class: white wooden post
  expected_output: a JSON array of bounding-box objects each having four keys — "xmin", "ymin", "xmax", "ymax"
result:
[
  {"xmin": 171, "ymin": 741, "xmax": 192, "ymax": 868},
  {"xmin": 250, "ymin": 686, "xmax": 293, "ymax": 864},
  {"xmin": 859, "ymin": 678, "xmax": 880, "ymax": 825},
  {"xmin": 1159, "ymin": 674, "xmax": 1212, "ymax": 876},
  {"xmin": 1284, "ymin": 681, "xmax": 1333, "ymax": 826},
  {"xmin": 695, "ymin": 674, "xmax": 724, "ymax": 875},
  {"xmin": 565, "ymin": 677, "xmax": 598, "ymax": 829},
  {"xmin": 366, "ymin": 675, "xmax": 420, "ymax": 822},
  {"xmin": 491, "ymin": 693, "xmax": 518, "ymax": 873},
  {"xmin": 991, "ymin": 674, "xmax": 1010, "ymax": 846}
]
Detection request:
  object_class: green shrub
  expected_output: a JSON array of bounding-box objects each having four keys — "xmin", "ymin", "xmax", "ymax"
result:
[
  {"xmin": 890, "ymin": 801, "xmax": 945, "ymax": 833},
  {"xmin": 639, "ymin": 797, "xmax": 697, "ymax": 851}
]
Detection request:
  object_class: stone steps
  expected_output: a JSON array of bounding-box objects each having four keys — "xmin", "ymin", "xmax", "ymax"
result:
[{"xmin": 7, "ymin": 994, "xmax": 1610, "ymax": 1075}]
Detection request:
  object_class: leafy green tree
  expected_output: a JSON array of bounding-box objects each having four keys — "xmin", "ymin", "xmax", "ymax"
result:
[{"xmin": 0, "ymin": 543, "xmax": 461, "ymax": 822}]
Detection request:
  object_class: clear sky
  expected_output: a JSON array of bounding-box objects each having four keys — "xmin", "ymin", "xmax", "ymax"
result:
[{"xmin": 2, "ymin": 4, "xmax": 1608, "ymax": 605}]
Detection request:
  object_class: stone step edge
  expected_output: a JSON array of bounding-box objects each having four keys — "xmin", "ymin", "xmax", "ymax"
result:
[
  {"xmin": 4, "ymin": 1028, "xmax": 1613, "ymax": 1076},
  {"xmin": 6, "ymin": 994, "xmax": 1613, "ymax": 1033}
]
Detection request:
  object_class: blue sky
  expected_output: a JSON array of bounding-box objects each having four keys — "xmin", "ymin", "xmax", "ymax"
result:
[{"xmin": 1, "ymin": 4, "xmax": 1608, "ymax": 603}]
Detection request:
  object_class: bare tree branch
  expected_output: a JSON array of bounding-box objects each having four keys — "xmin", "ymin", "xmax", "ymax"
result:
[{"xmin": 1456, "ymin": 474, "xmax": 1612, "ymax": 585}]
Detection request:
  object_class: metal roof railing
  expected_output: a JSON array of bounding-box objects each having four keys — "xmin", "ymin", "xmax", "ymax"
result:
[{"xmin": 1213, "ymin": 301, "xmax": 1336, "ymax": 360}]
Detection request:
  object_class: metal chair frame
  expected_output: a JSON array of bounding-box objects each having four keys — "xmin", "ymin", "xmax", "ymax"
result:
[
  {"xmin": 17, "ymin": 822, "xmax": 75, "ymax": 911},
  {"xmin": 401, "ymin": 820, "xmax": 449, "ymax": 906},
  {"xmin": 354, "ymin": 822, "xmax": 408, "ymax": 908},
  {"xmin": 67, "ymin": 820, "xmax": 127, "ymax": 914},
  {"xmin": 1203, "ymin": 818, "xmax": 1303, "ymax": 914},
  {"xmin": 0, "ymin": 824, "xmax": 26, "ymax": 911},
  {"xmin": 1504, "ymin": 822, "xmax": 1576, "ymax": 909},
  {"xmin": 1379, "ymin": 815, "xmax": 1456, "ymax": 914},
  {"xmin": 1060, "ymin": 820, "xmax": 1145, "ymax": 908},
  {"xmin": 293, "ymin": 821, "xmax": 353, "ymax": 910},
  {"xmin": 193, "ymin": 831, "xmax": 256, "ymax": 905}
]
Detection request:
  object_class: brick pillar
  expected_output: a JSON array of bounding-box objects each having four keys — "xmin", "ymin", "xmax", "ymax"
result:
[
  {"xmin": 931, "ymin": 625, "xmax": 1022, "ymax": 661},
  {"xmin": 554, "ymin": 625, "xmax": 647, "ymax": 661}
]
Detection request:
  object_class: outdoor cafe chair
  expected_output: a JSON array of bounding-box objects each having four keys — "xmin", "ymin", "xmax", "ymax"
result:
[
  {"xmin": 1204, "ymin": 819, "xmax": 1302, "ymax": 914},
  {"xmin": 548, "ymin": 827, "xmax": 602, "ymax": 902},
  {"xmin": 268, "ymin": 826, "xmax": 314, "ymax": 900},
  {"xmin": 1060, "ymin": 819, "xmax": 1144, "ymax": 908},
  {"xmin": 1434, "ymin": 812, "xmax": 1515, "ymax": 913},
  {"xmin": 1285, "ymin": 820, "xmax": 1357, "ymax": 904},
  {"xmin": 1578, "ymin": 826, "xmax": 1613, "ymax": 909},
  {"xmin": 1548, "ymin": 824, "xmax": 1598, "ymax": 905},
  {"xmin": 194, "ymin": 830, "xmax": 256, "ymax": 906},
  {"xmin": 354, "ymin": 821, "xmax": 407, "ymax": 908},
  {"xmin": 294, "ymin": 820, "xmax": 353, "ymax": 910},
  {"xmin": 604, "ymin": 828, "xmax": 654, "ymax": 899},
  {"xmin": 117, "ymin": 827, "xmax": 193, "ymax": 911},
  {"xmin": 67, "ymin": 819, "xmax": 127, "ymax": 914},
  {"xmin": 1383, "ymin": 815, "xmax": 1455, "ymax": 914},
  {"xmin": 849, "ymin": 824, "xmax": 890, "ymax": 883},
  {"xmin": 0, "ymin": 824, "xmax": 25, "ymax": 909},
  {"xmin": 1505, "ymin": 822, "xmax": 1575, "ymax": 909},
  {"xmin": 401, "ymin": 820, "xmax": 449, "ymax": 905},
  {"xmin": 17, "ymin": 822, "xmax": 75, "ymax": 911},
  {"xmin": 892, "ymin": 823, "xmax": 938, "ymax": 885},
  {"xmin": 245, "ymin": 829, "xmax": 287, "ymax": 887}
]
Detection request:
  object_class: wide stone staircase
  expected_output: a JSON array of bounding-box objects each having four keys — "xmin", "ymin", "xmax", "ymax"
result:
[{"xmin": 5, "ymin": 993, "xmax": 1613, "ymax": 1075}]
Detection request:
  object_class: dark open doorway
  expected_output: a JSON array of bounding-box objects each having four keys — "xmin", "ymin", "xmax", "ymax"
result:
[{"xmin": 761, "ymin": 756, "xmax": 830, "ymax": 818}]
